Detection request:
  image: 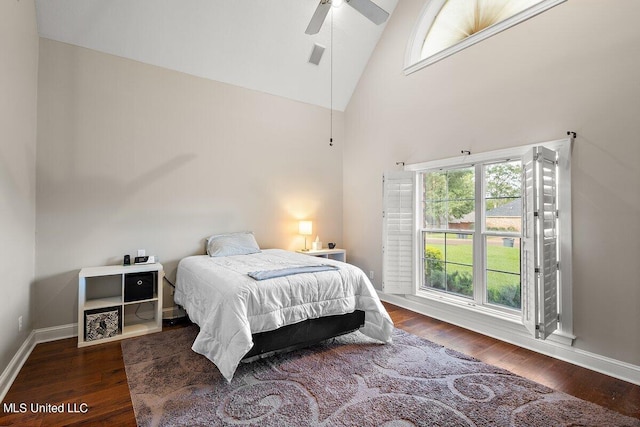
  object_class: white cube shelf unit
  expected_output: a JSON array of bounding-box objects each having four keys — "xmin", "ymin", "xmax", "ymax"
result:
[{"xmin": 78, "ymin": 263, "xmax": 163, "ymax": 347}]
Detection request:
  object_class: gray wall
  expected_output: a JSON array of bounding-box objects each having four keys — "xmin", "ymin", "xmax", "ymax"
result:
[
  {"xmin": 0, "ymin": 0, "xmax": 39, "ymax": 374},
  {"xmin": 35, "ymin": 39, "xmax": 344, "ymax": 329},
  {"xmin": 344, "ymin": 0, "xmax": 640, "ymax": 366}
]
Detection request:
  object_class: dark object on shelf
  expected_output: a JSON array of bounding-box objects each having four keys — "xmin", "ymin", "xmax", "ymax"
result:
[
  {"xmin": 85, "ymin": 306, "xmax": 121, "ymax": 341},
  {"xmin": 327, "ymin": 242, "xmax": 336, "ymax": 249},
  {"xmin": 124, "ymin": 271, "xmax": 156, "ymax": 302},
  {"xmin": 123, "ymin": 255, "xmax": 130, "ymax": 265}
]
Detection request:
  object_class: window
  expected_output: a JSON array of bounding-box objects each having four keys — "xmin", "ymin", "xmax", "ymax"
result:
[
  {"xmin": 422, "ymin": 161, "xmax": 523, "ymax": 311},
  {"xmin": 382, "ymin": 137, "xmax": 573, "ymax": 341},
  {"xmin": 484, "ymin": 161, "xmax": 522, "ymax": 309},
  {"xmin": 422, "ymin": 166, "xmax": 476, "ymax": 300},
  {"xmin": 404, "ymin": 0, "xmax": 567, "ymax": 74}
]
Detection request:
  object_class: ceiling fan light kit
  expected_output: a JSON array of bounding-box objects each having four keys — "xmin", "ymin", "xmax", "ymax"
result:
[{"xmin": 305, "ymin": 0, "xmax": 389, "ymax": 35}]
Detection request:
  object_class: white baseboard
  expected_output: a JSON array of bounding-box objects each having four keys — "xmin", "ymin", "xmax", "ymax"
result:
[
  {"xmin": 0, "ymin": 331, "xmax": 36, "ymax": 404},
  {"xmin": 34, "ymin": 323, "xmax": 77, "ymax": 344},
  {"xmin": 0, "ymin": 324, "xmax": 77, "ymax": 403},
  {"xmin": 380, "ymin": 292, "xmax": 640, "ymax": 386}
]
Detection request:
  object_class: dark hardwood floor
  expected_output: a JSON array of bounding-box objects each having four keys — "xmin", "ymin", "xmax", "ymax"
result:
[{"xmin": 1, "ymin": 302, "xmax": 638, "ymax": 426}]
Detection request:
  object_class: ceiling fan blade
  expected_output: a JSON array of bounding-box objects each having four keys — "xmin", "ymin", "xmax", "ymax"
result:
[
  {"xmin": 305, "ymin": 1, "xmax": 331, "ymax": 35},
  {"xmin": 346, "ymin": 0, "xmax": 389, "ymax": 25}
]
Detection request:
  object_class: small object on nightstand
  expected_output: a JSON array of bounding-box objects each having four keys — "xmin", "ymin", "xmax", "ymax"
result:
[
  {"xmin": 327, "ymin": 242, "xmax": 336, "ymax": 249},
  {"xmin": 312, "ymin": 236, "xmax": 322, "ymax": 251},
  {"xmin": 123, "ymin": 254, "xmax": 130, "ymax": 265}
]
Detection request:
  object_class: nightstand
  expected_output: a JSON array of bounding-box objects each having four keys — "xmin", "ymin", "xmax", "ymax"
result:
[{"xmin": 296, "ymin": 248, "xmax": 346, "ymax": 262}]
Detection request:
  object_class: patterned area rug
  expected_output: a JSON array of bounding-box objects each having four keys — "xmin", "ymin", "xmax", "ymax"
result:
[{"xmin": 122, "ymin": 326, "xmax": 640, "ymax": 427}]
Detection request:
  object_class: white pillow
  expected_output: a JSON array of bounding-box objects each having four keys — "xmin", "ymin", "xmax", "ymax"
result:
[{"xmin": 206, "ymin": 232, "xmax": 261, "ymax": 257}]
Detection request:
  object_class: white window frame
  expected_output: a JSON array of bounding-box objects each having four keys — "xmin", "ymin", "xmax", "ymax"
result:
[
  {"xmin": 419, "ymin": 161, "xmax": 524, "ymax": 316},
  {"xmin": 383, "ymin": 137, "xmax": 574, "ymax": 342},
  {"xmin": 403, "ymin": 0, "xmax": 567, "ymax": 75}
]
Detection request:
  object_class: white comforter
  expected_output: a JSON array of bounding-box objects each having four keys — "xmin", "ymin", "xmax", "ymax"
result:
[{"xmin": 174, "ymin": 249, "xmax": 394, "ymax": 381}]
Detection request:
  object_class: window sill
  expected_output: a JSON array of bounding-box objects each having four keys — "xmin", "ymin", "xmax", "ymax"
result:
[
  {"xmin": 403, "ymin": 291, "xmax": 575, "ymax": 347},
  {"xmin": 414, "ymin": 289, "xmax": 522, "ymax": 325}
]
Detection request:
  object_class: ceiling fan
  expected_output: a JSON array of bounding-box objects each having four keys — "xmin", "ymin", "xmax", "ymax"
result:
[{"xmin": 305, "ymin": 0, "xmax": 389, "ymax": 35}]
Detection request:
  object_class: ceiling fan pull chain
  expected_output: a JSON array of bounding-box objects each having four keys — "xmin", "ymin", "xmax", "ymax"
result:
[{"xmin": 330, "ymin": 6, "xmax": 334, "ymax": 147}]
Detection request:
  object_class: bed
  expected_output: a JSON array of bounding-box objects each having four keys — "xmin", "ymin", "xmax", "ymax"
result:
[{"xmin": 174, "ymin": 232, "xmax": 394, "ymax": 382}]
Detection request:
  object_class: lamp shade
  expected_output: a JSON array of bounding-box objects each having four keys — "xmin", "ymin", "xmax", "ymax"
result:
[{"xmin": 298, "ymin": 220, "xmax": 313, "ymax": 236}]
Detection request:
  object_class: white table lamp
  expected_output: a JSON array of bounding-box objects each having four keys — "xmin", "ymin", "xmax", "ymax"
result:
[{"xmin": 299, "ymin": 221, "xmax": 312, "ymax": 251}]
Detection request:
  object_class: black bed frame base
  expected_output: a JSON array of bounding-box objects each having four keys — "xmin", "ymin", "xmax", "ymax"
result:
[{"xmin": 241, "ymin": 310, "xmax": 365, "ymax": 363}]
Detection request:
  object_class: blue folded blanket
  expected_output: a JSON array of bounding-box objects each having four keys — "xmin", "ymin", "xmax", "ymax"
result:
[{"xmin": 248, "ymin": 265, "xmax": 339, "ymax": 281}]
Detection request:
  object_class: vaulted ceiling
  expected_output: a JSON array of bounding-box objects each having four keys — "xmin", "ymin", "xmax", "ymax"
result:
[{"xmin": 35, "ymin": 0, "xmax": 398, "ymax": 111}]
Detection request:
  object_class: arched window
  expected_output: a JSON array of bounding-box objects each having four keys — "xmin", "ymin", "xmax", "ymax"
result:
[{"xmin": 404, "ymin": 0, "xmax": 566, "ymax": 74}]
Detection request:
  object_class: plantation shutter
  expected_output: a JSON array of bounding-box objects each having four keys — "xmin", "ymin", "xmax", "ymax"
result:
[
  {"xmin": 522, "ymin": 146, "xmax": 559, "ymax": 339},
  {"xmin": 538, "ymin": 146, "xmax": 559, "ymax": 339},
  {"xmin": 522, "ymin": 150, "xmax": 536, "ymax": 336},
  {"xmin": 382, "ymin": 171, "xmax": 415, "ymax": 294}
]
